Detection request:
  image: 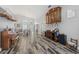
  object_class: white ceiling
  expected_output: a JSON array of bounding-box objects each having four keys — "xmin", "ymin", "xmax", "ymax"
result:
[{"xmin": 1, "ymin": 5, "xmax": 48, "ymax": 19}]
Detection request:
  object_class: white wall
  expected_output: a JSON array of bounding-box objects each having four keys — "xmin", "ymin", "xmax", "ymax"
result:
[
  {"xmin": 58, "ymin": 5, "xmax": 79, "ymax": 40},
  {"xmin": 0, "ymin": 17, "xmax": 15, "ymax": 31},
  {"xmin": 1, "ymin": 5, "xmax": 48, "ymax": 19},
  {"xmin": 36, "ymin": 5, "xmax": 79, "ymax": 40},
  {"xmin": 14, "ymin": 15, "xmax": 35, "ymax": 30},
  {"xmin": 0, "ymin": 14, "xmax": 35, "ymax": 32}
]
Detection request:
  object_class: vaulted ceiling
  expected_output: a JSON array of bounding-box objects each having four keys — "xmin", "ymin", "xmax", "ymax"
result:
[{"xmin": 1, "ymin": 5, "xmax": 48, "ymax": 19}]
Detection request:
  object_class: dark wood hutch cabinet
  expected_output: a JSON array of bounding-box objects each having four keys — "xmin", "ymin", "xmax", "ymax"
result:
[{"xmin": 46, "ymin": 7, "xmax": 61, "ymax": 24}]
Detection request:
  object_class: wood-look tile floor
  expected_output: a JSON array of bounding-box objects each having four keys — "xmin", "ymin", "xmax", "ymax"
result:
[
  {"xmin": 15, "ymin": 34, "xmax": 50, "ymax": 54},
  {"xmin": 15, "ymin": 34, "xmax": 77, "ymax": 54},
  {"xmin": 16, "ymin": 35, "xmax": 33, "ymax": 54}
]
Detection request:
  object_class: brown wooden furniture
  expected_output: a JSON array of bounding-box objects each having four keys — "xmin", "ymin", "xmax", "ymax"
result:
[
  {"xmin": 0, "ymin": 12, "xmax": 16, "ymax": 21},
  {"xmin": 1, "ymin": 30, "xmax": 11, "ymax": 49},
  {"xmin": 46, "ymin": 7, "xmax": 61, "ymax": 24},
  {"xmin": 45, "ymin": 30, "xmax": 53, "ymax": 39},
  {"xmin": 0, "ymin": 7, "xmax": 16, "ymax": 21},
  {"xmin": 11, "ymin": 35, "xmax": 16, "ymax": 46},
  {"xmin": 45, "ymin": 30, "xmax": 59, "ymax": 42}
]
